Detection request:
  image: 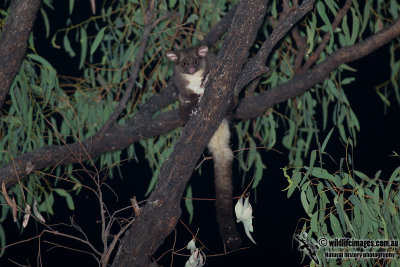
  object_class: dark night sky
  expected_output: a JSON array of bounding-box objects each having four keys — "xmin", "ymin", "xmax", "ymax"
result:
[{"xmin": 1, "ymin": 1, "xmax": 399, "ymax": 266}]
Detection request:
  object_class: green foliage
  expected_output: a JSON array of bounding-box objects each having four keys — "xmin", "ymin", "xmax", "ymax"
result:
[
  {"xmin": 0, "ymin": 224, "xmax": 4, "ymax": 257},
  {"xmin": 286, "ymin": 138, "xmax": 400, "ymax": 265},
  {"xmin": 185, "ymin": 185, "xmax": 194, "ymax": 224},
  {"xmin": 140, "ymin": 134, "xmax": 178, "ymax": 196}
]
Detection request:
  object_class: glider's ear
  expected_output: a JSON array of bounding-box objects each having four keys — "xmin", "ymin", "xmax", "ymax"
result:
[{"xmin": 166, "ymin": 51, "xmax": 178, "ymax": 62}]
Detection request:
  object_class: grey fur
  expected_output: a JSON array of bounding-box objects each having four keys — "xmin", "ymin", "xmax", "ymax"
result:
[
  {"xmin": 166, "ymin": 46, "xmax": 241, "ymax": 249},
  {"xmin": 166, "ymin": 46, "xmax": 215, "ymax": 121}
]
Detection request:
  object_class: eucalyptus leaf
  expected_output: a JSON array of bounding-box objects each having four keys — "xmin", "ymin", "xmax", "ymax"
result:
[
  {"xmin": 91, "ymin": 27, "xmax": 107, "ymax": 55},
  {"xmin": 185, "ymin": 185, "xmax": 194, "ymax": 224}
]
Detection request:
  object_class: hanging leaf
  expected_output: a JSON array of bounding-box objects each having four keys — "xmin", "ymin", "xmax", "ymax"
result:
[
  {"xmin": 329, "ymin": 213, "xmax": 342, "ymax": 237},
  {"xmin": 79, "ymin": 27, "xmax": 88, "ymax": 69},
  {"xmin": 185, "ymin": 185, "xmax": 194, "ymax": 224},
  {"xmin": 91, "ymin": 27, "xmax": 107, "ymax": 55},
  {"xmin": 54, "ymin": 188, "xmax": 75, "ymax": 210},
  {"xmin": 63, "ymin": 33, "xmax": 76, "ymax": 57},
  {"xmin": 186, "ymin": 14, "xmax": 199, "ymax": 24},
  {"xmin": 40, "ymin": 8, "xmax": 50, "ymax": 38},
  {"xmin": 252, "ymin": 153, "xmax": 266, "ymax": 189},
  {"xmin": 0, "ymin": 224, "xmax": 5, "ymax": 256}
]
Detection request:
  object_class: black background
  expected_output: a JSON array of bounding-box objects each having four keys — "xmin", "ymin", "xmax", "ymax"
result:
[{"xmin": 1, "ymin": 1, "xmax": 399, "ymax": 266}]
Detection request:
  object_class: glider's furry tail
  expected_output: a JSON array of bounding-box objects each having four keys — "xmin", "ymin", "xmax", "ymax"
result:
[{"xmin": 207, "ymin": 118, "xmax": 241, "ymax": 250}]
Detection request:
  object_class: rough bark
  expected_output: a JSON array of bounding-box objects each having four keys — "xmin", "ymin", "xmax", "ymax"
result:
[
  {"xmin": 111, "ymin": 0, "xmax": 268, "ymax": 265},
  {"xmin": 0, "ymin": 0, "xmax": 41, "ymax": 112}
]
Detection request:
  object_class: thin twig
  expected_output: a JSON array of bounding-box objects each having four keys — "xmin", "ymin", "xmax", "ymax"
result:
[
  {"xmin": 292, "ymin": 26, "xmax": 307, "ymax": 74},
  {"xmin": 43, "ymin": 229, "xmax": 102, "ymax": 256}
]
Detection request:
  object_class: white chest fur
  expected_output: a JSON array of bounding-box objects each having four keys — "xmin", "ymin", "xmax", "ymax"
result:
[{"xmin": 182, "ymin": 70, "xmax": 205, "ymax": 95}]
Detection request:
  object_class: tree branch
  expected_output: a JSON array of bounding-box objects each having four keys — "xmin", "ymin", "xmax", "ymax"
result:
[
  {"xmin": 0, "ymin": 0, "xmax": 41, "ymax": 113},
  {"xmin": 292, "ymin": 26, "xmax": 307, "ymax": 74},
  {"xmin": 0, "ymin": 102, "xmax": 180, "ymax": 189},
  {"xmin": 233, "ymin": 0, "xmax": 315, "ymax": 95},
  {"xmin": 235, "ymin": 17, "xmax": 400, "ymax": 120}
]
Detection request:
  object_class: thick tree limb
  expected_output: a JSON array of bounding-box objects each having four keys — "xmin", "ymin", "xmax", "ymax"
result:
[
  {"xmin": 0, "ymin": 0, "xmax": 40, "ymax": 112},
  {"xmin": 111, "ymin": 0, "xmax": 268, "ymax": 266},
  {"xmin": 235, "ymin": 17, "xmax": 400, "ymax": 120}
]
